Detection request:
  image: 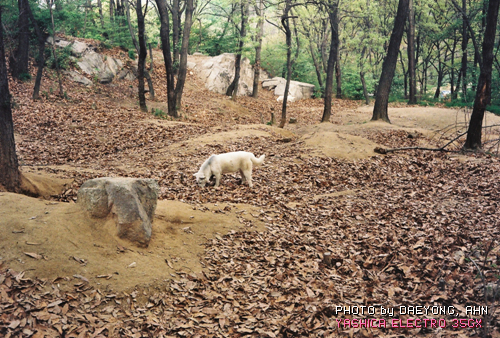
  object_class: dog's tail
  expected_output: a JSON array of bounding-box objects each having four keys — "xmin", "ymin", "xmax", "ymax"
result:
[{"xmin": 251, "ymin": 154, "xmax": 265, "ymax": 166}]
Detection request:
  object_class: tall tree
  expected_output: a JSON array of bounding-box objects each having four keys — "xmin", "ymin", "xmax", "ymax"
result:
[
  {"xmin": 10, "ymin": 0, "xmax": 30, "ymax": 80},
  {"xmin": 464, "ymin": 0, "xmax": 500, "ymax": 150},
  {"xmin": 371, "ymin": 0, "xmax": 409, "ymax": 122},
  {"xmin": 0, "ymin": 7, "xmax": 21, "ymax": 192},
  {"xmin": 407, "ymin": 0, "xmax": 416, "ymax": 104},
  {"xmin": 25, "ymin": 2, "xmax": 47, "ymax": 100},
  {"xmin": 156, "ymin": 0, "xmax": 194, "ymax": 117},
  {"xmin": 321, "ymin": 0, "xmax": 339, "ymax": 123},
  {"xmin": 278, "ymin": 0, "xmax": 296, "ymax": 128},
  {"xmin": 136, "ymin": 0, "xmax": 148, "ymax": 112},
  {"xmin": 226, "ymin": 0, "xmax": 249, "ymax": 100},
  {"xmin": 252, "ymin": 0, "xmax": 264, "ymax": 98},
  {"xmin": 47, "ymin": 0, "xmax": 64, "ymax": 97}
]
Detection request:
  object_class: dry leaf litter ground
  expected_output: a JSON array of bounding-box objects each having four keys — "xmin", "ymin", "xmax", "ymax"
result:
[{"xmin": 1, "ymin": 38, "xmax": 500, "ymax": 337}]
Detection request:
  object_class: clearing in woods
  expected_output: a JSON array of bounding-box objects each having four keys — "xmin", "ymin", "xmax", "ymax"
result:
[{"xmin": 1, "ymin": 49, "xmax": 499, "ymax": 336}]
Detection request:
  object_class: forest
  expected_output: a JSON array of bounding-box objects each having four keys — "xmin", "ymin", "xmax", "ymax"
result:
[{"xmin": 0, "ymin": 0, "xmax": 500, "ymax": 337}]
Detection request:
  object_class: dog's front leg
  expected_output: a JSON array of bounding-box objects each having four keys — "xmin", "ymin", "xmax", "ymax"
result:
[{"xmin": 214, "ymin": 173, "xmax": 222, "ymax": 187}]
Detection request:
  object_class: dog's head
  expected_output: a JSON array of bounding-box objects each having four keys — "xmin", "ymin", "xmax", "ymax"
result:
[{"xmin": 194, "ymin": 173, "xmax": 208, "ymax": 187}]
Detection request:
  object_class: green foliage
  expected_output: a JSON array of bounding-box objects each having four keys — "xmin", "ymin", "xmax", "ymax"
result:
[
  {"xmin": 46, "ymin": 46, "xmax": 73, "ymax": 70},
  {"xmin": 189, "ymin": 19, "xmax": 238, "ymax": 56},
  {"xmin": 261, "ymin": 40, "xmax": 286, "ymax": 78},
  {"xmin": 128, "ymin": 50, "xmax": 136, "ymax": 60},
  {"xmin": 341, "ymin": 69, "xmax": 375, "ymax": 100},
  {"xmin": 152, "ymin": 108, "xmax": 168, "ymax": 119},
  {"xmin": 18, "ymin": 72, "xmax": 32, "ymax": 81}
]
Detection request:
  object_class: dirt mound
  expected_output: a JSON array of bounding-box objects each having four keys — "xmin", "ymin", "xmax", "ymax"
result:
[
  {"xmin": 297, "ymin": 123, "xmax": 382, "ymax": 159},
  {"xmin": 0, "ymin": 192, "xmax": 264, "ymax": 292}
]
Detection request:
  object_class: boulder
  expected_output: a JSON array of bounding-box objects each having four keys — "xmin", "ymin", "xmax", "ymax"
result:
[
  {"xmin": 77, "ymin": 177, "xmax": 159, "ymax": 248},
  {"xmin": 117, "ymin": 69, "xmax": 136, "ymax": 81},
  {"xmin": 77, "ymin": 52, "xmax": 124, "ymax": 84},
  {"xmin": 64, "ymin": 70, "xmax": 92, "ymax": 86},
  {"xmin": 198, "ymin": 53, "xmax": 254, "ymax": 96},
  {"xmin": 273, "ymin": 77, "xmax": 316, "ymax": 100},
  {"xmin": 69, "ymin": 40, "xmax": 90, "ymax": 57},
  {"xmin": 262, "ymin": 78, "xmax": 280, "ymax": 90}
]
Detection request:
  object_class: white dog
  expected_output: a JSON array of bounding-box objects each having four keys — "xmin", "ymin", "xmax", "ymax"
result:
[{"xmin": 194, "ymin": 151, "xmax": 265, "ymax": 188}]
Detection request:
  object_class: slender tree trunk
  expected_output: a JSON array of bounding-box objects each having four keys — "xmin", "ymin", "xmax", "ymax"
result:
[
  {"xmin": 226, "ymin": 1, "xmax": 248, "ymax": 100},
  {"xmin": 97, "ymin": 0, "xmax": 105, "ymax": 29},
  {"xmin": 148, "ymin": 42, "xmax": 154, "ymax": 73},
  {"xmin": 310, "ymin": 41, "xmax": 323, "ymax": 88},
  {"xmin": 155, "ymin": 0, "xmax": 177, "ymax": 117},
  {"xmin": 0, "ymin": 8, "xmax": 21, "ymax": 192},
  {"xmin": 407, "ymin": 0, "xmax": 417, "ymax": 104},
  {"xmin": 136, "ymin": 0, "xmax": 147, "ymax": 112},
  {"xmin": 464, "ymin": 0, "xmax": 500, "ymax": 150},
  {"xmin": 460, "ymin": 0, "xmax": 468, "ymax": 100},
  {"xmin": 26, "ymin": 2, "xmax": 46, "ymax": 100},
  {"xmin": 372, "ymin": 0, "xmax": 409, "ymax": 122},
  {"xmin": 156, "ymin": 0, "xmax": 193, "ymax": 116},
  {"xmin": 171, "ymin": 0, "xmax": 181, "ymax": 74},
  {"xmin": 174, "ymin": 0, "xmax": 194, "ymax": 109},
  {"xmin": 252, "ymin": 0, "xmax": 264, "ymax": 98},
  {"xmin": 279, "ymin": 0, "xmax": 293, "ymax": 128},
  {"xmin": 335, "ymin": 52, "xmax": 342, "ymax": 98},
  {"xmin": 321, "ymin": 1, "xmax": 339, "ymax": 122},
  {"xmin": 110, "ymin": 0, "xmax": 115, "ymax": 23},
  {"xmin": 47, "ymin": 0, "xmax": 64, "ymax": 97},
  {"xmin": 360, "ymin": 47, "xmax": 369, "ymax": 105},
  {"xmin": 10, "ymin": 0, "xmax": 30, "ymax": 79}
]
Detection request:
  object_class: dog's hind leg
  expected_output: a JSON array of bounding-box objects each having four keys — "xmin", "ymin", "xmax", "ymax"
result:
[{"xmin": 242, "ymin": 170, "xmax": 252, "ymax": 187}]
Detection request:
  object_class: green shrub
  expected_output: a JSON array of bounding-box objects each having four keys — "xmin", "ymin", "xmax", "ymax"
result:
[{"xmin": 128, "ymin": 50, "xmax": 136, "ymax": 60}]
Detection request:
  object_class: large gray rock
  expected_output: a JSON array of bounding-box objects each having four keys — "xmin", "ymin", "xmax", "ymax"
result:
[
  {"xmin": 197, "ymin": 53, "xmax": 254, "ymax": 96},
  {"xmin": 77, "ymin": 178, "xmax": 159, "ymax": 248},
  {"xmin": 77, "ymin": 52, "xmax": 124, "ymax": 84},
  {"xmin": 64, "ymin": 70, "xmax": 92, "ymax": 86},
  {"xmin": 263, "ymin": 77, "xmax": 316, "ymax": 100}
]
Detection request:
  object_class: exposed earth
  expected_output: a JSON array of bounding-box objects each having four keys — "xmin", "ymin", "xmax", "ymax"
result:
[{"xmin": 1, "ymin": 40, "xmax": 500, "ymax": 337}]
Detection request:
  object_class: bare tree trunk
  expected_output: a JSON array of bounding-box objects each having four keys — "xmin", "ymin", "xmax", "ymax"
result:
[
  {"xmin": 110, "ymin": 0, "xmax": 115, "ymax": 23},
  {"xmin": 0, "ymin": 8, "xmax": 21, "ymax": 192},
  {"xmin": 360, "ymin": 47, "xmax": 369, "ymax": 105},
  {"xmin": 335, "ymin": 52, "xmax": 342, "ymax": 98},
  {"xmin": 136, "ymin": 0, "xmax": 147, "ymax": 112},
  {"xmin": 372, "ymin": 0, "xmax": 409, "ymax": 122},
  {"xmin": 460, "ymin": 0, "xmax": 468, "ymax": 99},
  {"xmin": 464, "ymin": 0, "xmax": 500, "ymax": 150},
  {"xmin": 407, "ymin": 0, "xmax": 417, "ymax": 104},
  {"xmin": 97, "ymin": 0, "xmax": 105, "ymax": 29},
  {"xmin": 148, "ymin": 42, "xmax": 154, "ymax": 73},
  {"xmin": 171, "ymin": 0, "xmax": 181, "ymax": 74},
  {"xmin": 155, "ymin": 0, "xmax": 177, "ymax": 117},
  {"xmin": 174, "ymin": 0, "xmax": 194, "ymax": 109},
  {"xmin": 10, "ymin": 0, "xmax": 30, "ymax": 79},
  {"xmin": 156, "ymin": 0, "xmax": 194, "ymax": 116},
  {"xmin": 279, "ymin": 0, "xmax": 294, "ymax": 128},
  {"xmin": 321, "ymin": 1, "xmax": 339, "ymax": 123},
  {"xmin": 26, "ymin": 2, "xmax": 47, "ymax": 100},
  {"xmin": 127, "ymin": 0, "xmax": 154, "ymax": 105},
  {"xmin": 47, "ymin": 0, "xmax": 64, "ymax": 97},
  {"xmin": 226, "ymin": 0, "xmax": 248, "ymax": 100},
  {"xmin": 252, "ymin": 0, "xmax": 264, "ymax": 98}
]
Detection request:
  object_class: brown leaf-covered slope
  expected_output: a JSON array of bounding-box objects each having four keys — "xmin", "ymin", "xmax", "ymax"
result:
[{"xmin": 1, "ymin": 42, "xmax": 499, "ymax": 337}]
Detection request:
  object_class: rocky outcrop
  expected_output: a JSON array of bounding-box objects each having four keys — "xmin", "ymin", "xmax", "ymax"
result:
[
  {"xmin": 189, "ymin": 53, "xmax": 270, "ymax": 96},
  {"xmin": 48, "ymin": 37, "xmax": 133, "ymax": 85},
  {"xmin": 262, "ymin": 77, "xmax": 315, "ymax": 101},
  {"xmin": 77, "ymin": 52, "xmax": 124, "ymax": 84},
  {"xmin": 77, "ymin": 177, "xmax": 159, "ymax": 248},
  {"xmin": 64, "ymin": 70, "xmax": 92, "ymax": 86}
]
